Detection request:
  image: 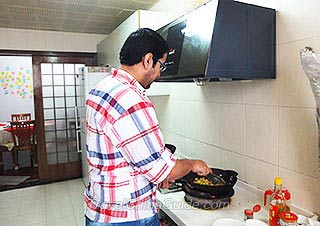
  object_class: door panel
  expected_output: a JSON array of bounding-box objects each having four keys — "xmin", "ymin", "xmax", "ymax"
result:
[{"xmin": 33, "ymin": 54, "xmax": 95, "ymax": 182}]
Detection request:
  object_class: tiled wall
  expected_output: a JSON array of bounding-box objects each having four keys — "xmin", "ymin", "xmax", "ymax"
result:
[
  {"xmin": 150, "ymin": 0, "xmax": 320, "ymax": 214},
  {"xmin": 0, "ymin": 28, "xmax": 105, "ymax": 52}
]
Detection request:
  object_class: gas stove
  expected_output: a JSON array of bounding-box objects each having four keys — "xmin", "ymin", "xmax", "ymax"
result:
[
  {"xmin": 182, "ymin": 182, "xmax": 234, "ymax": 210},
  {"xmin": 158, "ymin": 182, "xmax": 183, "ymax": 194}
]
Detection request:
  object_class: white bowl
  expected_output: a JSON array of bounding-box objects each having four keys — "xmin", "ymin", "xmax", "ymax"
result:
[
  {"xmin": 245, "ymin": 219, "xmax": 268, "ymax": 226},
  {"xmin": 212, "ymin": 218, "xmax": 246, "ymax": 226}
]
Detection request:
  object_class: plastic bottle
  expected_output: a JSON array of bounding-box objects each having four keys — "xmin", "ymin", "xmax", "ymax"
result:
[{"xmin": 268, "ymin": 177, "xmax": 290, "ymax": 226}]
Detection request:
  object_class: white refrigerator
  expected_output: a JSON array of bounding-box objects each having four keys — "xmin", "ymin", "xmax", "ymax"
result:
[{"xmin": 76, "ymin": 66, "xmax": 112, "ymax": 186}]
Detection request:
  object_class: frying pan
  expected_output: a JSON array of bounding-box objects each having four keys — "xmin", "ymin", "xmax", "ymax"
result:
[
  {"xmin": 165, "ymin": 143, "xmax": 176, "ymax": 154},
  {"xmin": 178, "ymin": 168, "xmax": 238, "ymax": 196}
]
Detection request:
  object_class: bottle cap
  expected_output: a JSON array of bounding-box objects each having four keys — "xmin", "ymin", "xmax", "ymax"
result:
[
  {"xmin": 274, "ymin": 177, "xmax": 282, "ymax": 186},
  {"xmin": 279, "ymin": 212, "xmax": 298, "ymax": 223},
  {"xmin": 283, "ymin": 190, "xmax": 291, "ymax": 201},
  {"xmin": 244, "ymin": 209, "xmax": 253, "ymax": 216}
]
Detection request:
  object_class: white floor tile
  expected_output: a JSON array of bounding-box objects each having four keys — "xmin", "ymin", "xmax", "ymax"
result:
[
  {"xmin": 0, "ymin": 215, "xmax": 18, "ymax": 226},
  {"xmin": 0, "ymin": 178, "xmax": 86, "ymax": 226},
  {"xmin": 46, "ymin": 196, "xmax": 74, "ymax": 221},
  {"xmin": 0, "ymin": 188, "xmax": 23, "ymax": 209},
  {"xmin": 17, "ymin": 211, "xmax": 46, "ymax": 226},
  {"xmin": 45, "ymin": 181, "xmax": 68, "ymax": 200},
  {"xmin": 19, "ymin": 199, "xmax": 46, "ymax": 215},
  {"xmin": 67, "ymin": 178, "xmax": 85, "ymax": 191},
  {"xmin": 22, "ymin": 188, "xmax": 46, "ymax": 203},
  {"xmin": 0, "ymin": 206, "xmax": 19, "ymax": 219},
  {"xmin": 47, "ymin": 215, "xmax": 77, "ymax": 226},
  {"xmin": 75, "ymin": 215, "xmax": 85, "ymax": 226},
  {"xmin": 0, "ymin": 187, "xmax": 23, "ymax": 200},
  {"xmin": 28, "ymin": 223, "xmax": 46, "ymax": 226}
]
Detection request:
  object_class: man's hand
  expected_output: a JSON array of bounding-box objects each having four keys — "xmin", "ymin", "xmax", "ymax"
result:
[
  {"xmin": 191, "ymin": 160, "xmax": 212, "ymax": 176},
  {"xmin": 163, "ymin": 159, "xmax": 212, "ymax": 183},
  {"xmin": 159, "ymin": 179, "xmax": 175, "ymax": 189}
]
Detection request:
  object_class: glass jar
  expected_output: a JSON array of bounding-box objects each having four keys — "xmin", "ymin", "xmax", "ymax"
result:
[{"xmin": 279, "ymin": 212, "xmax": 298, "ymax": 226}]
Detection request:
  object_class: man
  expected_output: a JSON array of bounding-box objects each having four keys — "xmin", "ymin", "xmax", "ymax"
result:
[{"xmin": 85, "ymin": 28, "xmax": 212, "ymax": 226}]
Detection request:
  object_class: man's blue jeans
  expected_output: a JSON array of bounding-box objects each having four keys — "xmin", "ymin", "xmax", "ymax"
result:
[{"xmin": 85, "ymin": 214, "xmax": 160, "ymax": 226}]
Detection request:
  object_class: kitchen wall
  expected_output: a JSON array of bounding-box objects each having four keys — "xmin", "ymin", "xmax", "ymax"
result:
[
  {"xmin": 0, "ymin": 28, "xmax": 105, "ymax": 52},
  {"xmin": 149, "ymin": 0, "xmax": 320, "ymax": 215}
]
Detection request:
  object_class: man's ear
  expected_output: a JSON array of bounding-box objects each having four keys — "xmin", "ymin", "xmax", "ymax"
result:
[{"xmin": 142, "ymin": 53, "xmax": 153, "ymax": 69}]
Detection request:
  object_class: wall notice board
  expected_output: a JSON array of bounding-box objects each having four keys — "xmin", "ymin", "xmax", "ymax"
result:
[{"xmin": 0, "ymin": 56, "xmax": 34, "ymax": 121}]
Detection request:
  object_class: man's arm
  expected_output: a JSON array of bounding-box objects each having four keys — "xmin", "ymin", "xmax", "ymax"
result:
[{"xmin": 160, "ymin": 159, "xmax": 212, "ymax": 188}]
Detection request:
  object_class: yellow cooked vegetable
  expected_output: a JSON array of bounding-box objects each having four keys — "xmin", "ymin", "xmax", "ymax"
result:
[{"xmin": 193, "ymin": 177, "xmax": 214, "ymax": 186}]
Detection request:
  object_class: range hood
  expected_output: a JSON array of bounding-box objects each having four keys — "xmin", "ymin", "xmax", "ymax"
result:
[{"xmin": 156, "ymin": 0, "xmax": 276, "ymax": 82}]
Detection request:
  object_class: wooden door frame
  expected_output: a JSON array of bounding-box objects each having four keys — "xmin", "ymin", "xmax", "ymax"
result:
[{"xmin": 32, "ymin": 52, "xmax": 96, "ymax": 182}]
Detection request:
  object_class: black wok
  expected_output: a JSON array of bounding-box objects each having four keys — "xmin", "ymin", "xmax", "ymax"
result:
[{"xmin": 178, "ymin": 168, "xmax": 238, "ymax": 196}]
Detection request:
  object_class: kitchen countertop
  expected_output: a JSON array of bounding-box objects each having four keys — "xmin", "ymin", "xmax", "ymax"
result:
[
  {"xmin": 157, "ymin": 180, "xmax": 318, "ymax": 226},
  {"xmin": 157, "ymin": 181, "xmax": 270, "ymax": 226}
]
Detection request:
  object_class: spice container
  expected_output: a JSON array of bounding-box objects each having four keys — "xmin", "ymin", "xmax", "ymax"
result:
[
  {"xmin": 243, "ymin": 204, "xmax": 261, "ymax": 221},
  {"xmin": 279, "ymin": 212, "xmax": 298, "ymax": 226},
  {"xmin": 244, "ymin": 209, "xmax": 253, "ymax": 221}
]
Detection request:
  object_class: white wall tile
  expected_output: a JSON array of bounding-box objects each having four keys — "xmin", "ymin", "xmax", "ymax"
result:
[
  {"xmin": 150, "ymin": 0, "xmax": 185, "ymax": 21},
  {"xmin": 150, "ymin": 96, "xmax": 169, "ymax": 127},
  {"xmin": 221, "ymin": 150, "xmax": 245, "ymax": 181},
  {"xmin": 236, "ymin": 0, "xmax": 276, "ymax": 9},
  {"xmin": 26, "ymin": 30, "xmax": 46, "ymax": 51},
  {"xmin": 162, "ymin": 131, "xmax": 187, "ymax": 157},
  {"xmin": 6, "ymin": 29, "xmax": 27, "ymax": 50},
  {"xmin": 280, "ymin": 167, "xmax": 320, "ymax": 214},
  {"xmin": 150, "ymin": 0, "xmax": 320, "ymax": 215},
  {"xmin": 245, "ymin": 80, "xmax": 278, "ymax": 106},
  {"xmin": 220, "ymin": 104, "xmax": 245, "ymax": 155},
  {"xmin": 2, "ymin": 28, "xmax": 104, "ymax": 52},
  {"xmin": 278, "ymin": 0, "xmax": 320, "ymax": 44},
  {"xmin": 162, "ymin": 99, "xmax": 186, "ymax": 136},
  {"xmin": 45, "ymin": 31, "xmax": 66, "ymax": 52},
  {"xmin": 185, "ymin": 102, "xmax": 220, "ymax": 146},
  {"xmin": 63, "ymin": 33, "xmax": 82, "ymax": 52},
  {"xmin": 278, "ymin": 40, "xmax": 319, "ymax": 108},
  {"xmin": 245, "ymin": 105, "xmax": 278, "ymax": 164},
  {"xmin": 185, "ymin": 138, "xmax": 221, "ymax": 168},
  {"xmin": 245, "ymin": 157, "xmax": 278, "ymax": 190},
  {"xmin": 62, "ymin": 33, "xmax": 105, "ymax": 52},
  {"xmin": 217, "ymin": 82, "xmax": 245, "ymax": 104},
  {"xmin": 279, "ymin": 107, "xmax": 319, "ymax": 178},
  {"xmin": 169, "ymin": 83, "xmax": 206, "ymax": 101},
  {"xmin": 0, "ymin": 28, "xmax": 8, "ymax": 49}
]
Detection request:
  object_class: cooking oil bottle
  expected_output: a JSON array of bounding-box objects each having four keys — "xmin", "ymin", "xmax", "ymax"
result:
[{"xmin": 268, "ymin": 177, "xmax": 290, "ymax": 226}]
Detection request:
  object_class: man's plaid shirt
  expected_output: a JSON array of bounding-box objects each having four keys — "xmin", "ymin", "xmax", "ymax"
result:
[{"xmin": 84, "ymin": 68, "xmax": 176, "ymax": 223}]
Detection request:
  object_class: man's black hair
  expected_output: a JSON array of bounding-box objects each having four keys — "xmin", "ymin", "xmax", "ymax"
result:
[{"xmin": 119, "ymin": 28, "xmax": 169, "ymax": 66}]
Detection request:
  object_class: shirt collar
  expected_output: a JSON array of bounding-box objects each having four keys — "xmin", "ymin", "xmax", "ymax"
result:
[{"xmin": 112, "ymin": 68, "xmax": 146, "ymax": 95}]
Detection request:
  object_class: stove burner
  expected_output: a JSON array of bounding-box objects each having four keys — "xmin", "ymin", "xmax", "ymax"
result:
[
  {"xmin": 182, "ymin": 183, "xmax": 235, "ymax": 210},
  {"xmin": 182, "ymin": 182, "xmax": 235, "ymax": 199},
  {"xmin": 184, "ymin": 193, "xmax": 231, "ymax": 210}
]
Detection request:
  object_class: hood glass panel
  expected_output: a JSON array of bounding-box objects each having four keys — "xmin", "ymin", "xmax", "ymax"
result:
[{"xmin": 157, "ymin": 0, "xmax": 218, "ymax": 79}]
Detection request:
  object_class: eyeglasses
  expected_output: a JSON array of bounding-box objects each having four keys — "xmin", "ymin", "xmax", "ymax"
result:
[{"xmin": 153, "ymin": 57, "xmax": 167, "ymax": 72}]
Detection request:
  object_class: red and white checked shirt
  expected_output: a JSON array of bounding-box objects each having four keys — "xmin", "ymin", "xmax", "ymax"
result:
[{"xmin": 84, "ymin": 68, "xmax": 176, "ymax": 223}]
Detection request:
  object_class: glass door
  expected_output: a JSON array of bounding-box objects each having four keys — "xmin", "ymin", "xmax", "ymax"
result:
[
  {"xmin": 32, "ymin": 54, "xmax": 95, "ymax": 181},
  {"xmin": 41, "ymin": 63, "xmax": 84, "ymax": 165}
]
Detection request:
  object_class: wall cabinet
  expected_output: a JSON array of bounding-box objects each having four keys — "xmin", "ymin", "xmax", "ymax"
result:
[{"xmin": 97, "ymin": 10, "xmax": 170, "ymax": 96}]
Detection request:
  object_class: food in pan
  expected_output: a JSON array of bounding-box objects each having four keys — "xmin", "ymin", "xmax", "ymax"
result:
[
  {"xmin": 193, "ymin": 177, "xmax": 225, "ymax": 186},
  {"xmin": 194, "ymin": 177, "xmax": 214, "ymax": 186}
]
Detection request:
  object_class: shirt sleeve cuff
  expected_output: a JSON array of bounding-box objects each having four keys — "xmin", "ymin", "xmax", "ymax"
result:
[{"xmin": 144, "ymin": 148, "xmax": 177, "ymax": 184}]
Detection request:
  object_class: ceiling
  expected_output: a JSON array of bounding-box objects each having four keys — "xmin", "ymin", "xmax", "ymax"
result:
[{"xmin": 0, "ymin": 0, "xmax": 159, "ymax": 35}]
